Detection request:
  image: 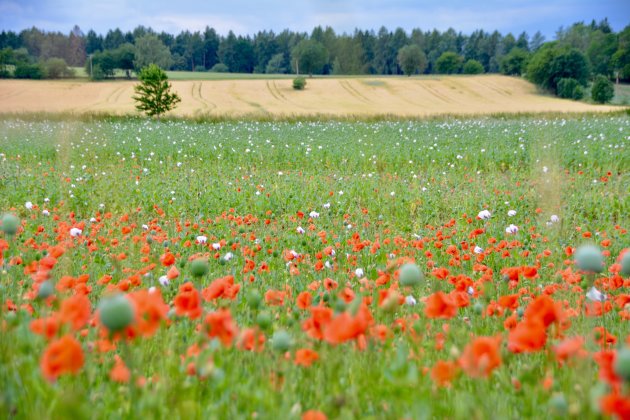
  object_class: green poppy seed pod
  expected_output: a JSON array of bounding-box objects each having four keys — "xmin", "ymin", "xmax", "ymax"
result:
[
  {"xmin": 399, "ymin": 263, "xmax": 424, "ymax": 287},
  {"xmin": 271, "ymin": 330, "xmax": 291, "ymax": 352},
  {"xmin": 256, "ymin": 311, "xmax": 272, "ymax": 330},
  {"xmin": 1, "ymin": 214, "xmax": 20, "ymax": 236},
  {"xmin": 473, "ymin": 302, "xmax": 484, "ymax": 315},
  {"xmin": 37, "ymin": 281, "xmax": 54, "ymax": 299},
  {"xmin": 575, "ymin": 244, "xmax": 603, "ymax": 273},
  {"xmin": 99, "ymin": 294, "xmax": 135, "ymax": 332},
  {"xmin": 620, "ymin": 252, "xmax": 630, "ymax": 277},
  {"xmin": 548, "ymin": 394, "xmax": 568, "ymax": 416},
  {"xmin": 614, "ymin": 347, "xmax": 630, "ymax": 382},
  {"xmin": 247, "ymin": 290, "xmax": 262, "ymax": 309},
  {"xmin": 190, "ymin": 258, "xmax": 209, "ymax": 278}
]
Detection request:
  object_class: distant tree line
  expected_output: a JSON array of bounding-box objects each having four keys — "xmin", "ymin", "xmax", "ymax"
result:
[{"xmin": 0, "ymin": 20, "xmax": 628, "ymax": 100}]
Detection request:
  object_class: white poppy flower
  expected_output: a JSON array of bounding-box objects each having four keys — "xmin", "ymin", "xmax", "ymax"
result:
[
  {"xmin": 507, "ymin": 210, "xmax": 517, "ymax": 217},
  {"xmin": 196, "ymin": 235, "xmax": 208, "ymax": 244},
  {"xmin": 478, "ymin": 210, "xmax": 491, "ymax": 220},
  {"xmin": 69, "ymin": 227, "xmax": 82, "ymax": 237},
  {"xmin": 505, "ymin": 224, "xmax": 519, "ymax": 234},
  {"xmin": 25, "ymin": 201, "xmax": 33, "ymax": 210},
  {"xmin": 405, "ymin": 295, "xmax": 417, "ymax": 306}
]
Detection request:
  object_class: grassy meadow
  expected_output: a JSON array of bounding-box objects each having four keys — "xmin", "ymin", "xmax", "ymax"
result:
[{"xmin": 0, "ymin": 116, "xmax": 629, "ymax": 419}]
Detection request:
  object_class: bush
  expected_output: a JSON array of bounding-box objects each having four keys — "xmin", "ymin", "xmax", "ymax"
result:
[
  {"xmin": 0, "ymin": 68, "xmax": 11, "ymax": 78},
  {"xmin": 462, "ymin": 59, "xmax": 484, "ymax": 74},
  {"xmin": 557, "ymin": 78, "xmax": 584, "ymax": 100},
  {"xmin": 210, "ymin": 63, "xmax": 229, "ymax": 73},
  {"xmin": 14, "ymin": 63, "xmax": 44, "ymax": 79},
  {"xmin": 292, "ymin": 77, "xmax": 306, "ymax": 90},
  {"xmin": 44, "ymin": 58, "xmax": 74, "ymax": 79},
  {"xmin": 435, "ymin": 52, "xmax": 463, "ymax": 74},
  {"xmin": 590, "ymin": 75, "xmax": 614, "ymax": 103}
]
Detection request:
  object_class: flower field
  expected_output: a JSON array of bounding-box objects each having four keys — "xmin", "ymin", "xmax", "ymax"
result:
[{"xmin": 0, "ymin": 116, "xmax": 629, "ymax": 419}]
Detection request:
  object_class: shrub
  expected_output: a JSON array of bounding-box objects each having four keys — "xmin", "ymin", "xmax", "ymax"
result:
[
  {"xmin": 462, "ymin": 59, "xmax": 484, "ymax": 74},
  {"xmin": 590, "ymin": 75, "xmax": 614, "ymax": 103},
  {"xmin": 435, "ymin": 52, "xmax": 463, "ymax": 74},
  {"xmin": 557, "ymin": 78, "xmax": 584, "ymax": 100},
  {"xmin": 44, "ymin": 58, "xmax": 74, "ymax": 79},
  {"xmin": 293, "ymin": 77, "xmax": 306, "ymax": 90},
  {"xmin": 14, "ymin": 63, "xmax": 44, "ymax": 79},
  {"xmin": 210, "ymin": 63, "xmax": 229, "ymax": 73}
]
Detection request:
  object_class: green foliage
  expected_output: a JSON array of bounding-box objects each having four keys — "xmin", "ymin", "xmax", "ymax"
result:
[
  {"xmin": 557, "ymin": 78, "xmax": 584, "ymax": 100},
  {"xmin": 590, "ymin": 75, "xmax": 614, "ymax": 103},
  {"xmin": 462, "ymin": 59, "xmax": 484, "ymax": 74},
  {"xmin": 527, "ymin": 44, "xmax": 590, "ymax": 94},
  {"xmin": 291, "ymin": 39, "xmax": 329, "ymax": 76},
  {"xmin": 210, "ymin": 63, "xmax": 229, "ymax": 73},
  {"xmin": 14, "ymin": 63, "xmax": 44, "ymax": 79},
  {"xmin": 397, "ymin": 44, "xmax": 427, "ymax": 76},
  {"xmin": 500, "ymin": 48, "xmax": 530, "ymax": 75},
  {"xmin": 43, "ymin": 58, "xmax": 74, "ymax": 79},
  {"xmin": 435, "ymin": 52, "xmax": 463, "ymax": 74},
  {"xmin": 265, "ymin": 53, "xmax": 286, "ymax": 74},
  {"xmin": 133, "ymin": 34, "xmax": 172, "ymax": 71},
  {"xmin": 292, "ymin": 76, "xmax": 306, "ymax": 90},
  {"xmin": 133, "ymin": 64, "xmax": 181, "ymax": 118}
]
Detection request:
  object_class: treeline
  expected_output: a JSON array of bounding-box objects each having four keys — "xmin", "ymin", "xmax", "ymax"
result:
[{"xmin": 0, "ymin": 20, "xmax": 628, "ymax": 94}]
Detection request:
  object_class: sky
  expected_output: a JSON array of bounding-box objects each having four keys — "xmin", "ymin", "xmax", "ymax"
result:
[{"xmin": 0, "ymin": 0, "xmax": 628, "ymax": 39}]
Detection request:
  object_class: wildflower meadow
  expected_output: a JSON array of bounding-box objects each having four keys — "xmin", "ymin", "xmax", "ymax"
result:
[{"xmin": 0, "ymin": 115, "xmax": 629, "ymax": 419}]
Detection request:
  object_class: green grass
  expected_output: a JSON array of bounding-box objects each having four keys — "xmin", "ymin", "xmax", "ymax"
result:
[{"xmin": 0, "ymin": 116, "xmax": 628, "ymax": 419}]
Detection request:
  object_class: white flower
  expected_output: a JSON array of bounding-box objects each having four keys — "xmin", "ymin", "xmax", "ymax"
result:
[
  {"xmin": 149, "ymin": 286, "xmax": 157, "ymax": 294},
  {"xmin": 158, "ymin": 275, "xmax": 169, "ymax": 287},
  {"xmin": 142, "ymin": 224, "xmax": 149, "ymax": 230},
  {"xmin": 505, "ymin": 224, "xmax": 519, "ymax": 234},
  {"xmin": 44, "ymin": 198, "xmax": 50, "ymax": 203},
  {"xmin": 586, "ymin": 286, "xmax": 606, "ymax": 302},
  {"xmin": 405, "ymin": 295, "xmax": 417, "ymax": 306},
  {"xmin": 325, "ymin": 261, "xmax": 333, "ymax": 269},
  {"xmin": 224, "ymin": 252, "xmax": 234, "ymax": 261},
  {"xmin": 42, "ymin": 209, "xmax": 50, "ymax": 216},
  {"xmin": 309, "ymin": 211, "xmax": 320, "ymax": 218},
  {"xmin": 355, "ymin": 268, "xmax": 364, "ymax": 277},
  {"xmin": 69, "ymin": 227, "xmax": 82, "ymax": 237},
  {"xmin": 467, "ymin": 286, "xmax": 475, "ymax": 295},
  {"xmin": 196, "ymin": 235, "xmax": 208, "ymax": 244},
  {"xmin": 474, "ymin": 246, "xmax": 484, "ymax": 254},
  {"xmin": 323, "ymin": 202, "xmax": 330, "ymax": 209},
  {"xmin": 25, "ymin": 201, "xmax": 33, "ymax": 210},
  {"xmin": 478, "ymin": 210, "xmax": 492, "ymax": 220},
  {"xmin": 507, "ymin": 210, "xmax": 517, "ymax": 217},
  {"xmin": 550, "ymin": 215, "xmax": 560, "ymax": 223},
  {"xmin": 543, "ymin": 166, "xmax": 549, "ymax": 173},
  {"xmin": 212, "ymin": 242, "xmax": 221, "ymax": 250},
  {"xmin": 296, "ymin": 226, "xmax": 305, "ymax": 234}
]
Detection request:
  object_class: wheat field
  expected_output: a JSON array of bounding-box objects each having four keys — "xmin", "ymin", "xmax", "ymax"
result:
[{"xmin": 0, "ymin": 75, "xmax": 623, "ymax": 117}]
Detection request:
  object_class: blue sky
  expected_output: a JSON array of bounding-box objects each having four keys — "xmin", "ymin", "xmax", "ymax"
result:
[{"xmin": 0, "ymin": 0, "xmax": 628, "ymax": 38}]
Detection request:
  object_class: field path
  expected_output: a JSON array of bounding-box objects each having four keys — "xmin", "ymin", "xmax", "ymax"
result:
[{"xmin": 0, "ymin": 75, "xmax": 623, "ymax": 117}]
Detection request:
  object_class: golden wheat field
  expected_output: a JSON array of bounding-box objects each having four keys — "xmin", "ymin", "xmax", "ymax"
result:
[{"xmin": 0, "ymin": 75, "xmax": 623, "ymax": 117}]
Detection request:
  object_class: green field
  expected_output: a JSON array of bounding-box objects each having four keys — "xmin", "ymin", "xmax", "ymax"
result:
[{"xmin": 0, "ymin": 116, "xmax": 628, "ymax": 419}]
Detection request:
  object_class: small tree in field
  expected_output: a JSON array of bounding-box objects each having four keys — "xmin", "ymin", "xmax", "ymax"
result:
[{"xmin": 133, "ymin": 64, "xmax": 181, "ymax": 118}]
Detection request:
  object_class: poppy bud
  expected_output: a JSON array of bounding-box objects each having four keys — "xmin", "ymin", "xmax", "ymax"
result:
[
  {"xmin": 247, "ymin": 290, "xmax": 262, "ymax": 309},
  {"xmin": 190, "ymin": 258, "xmax": 209, "ymax": 278},
  {"xmin": 399, "ymin": 263, "xmax": 424, "ymax": 287},
  {"xmin": 99, "ymin": 294, "xmax": 135, "ymax": 332},
  {"xmin": 574, "ymin": 244, "xmax": 603, "ymax": 273},
  {"xmin": 271, "ymin": 330, "xmax": 291, "ymax": 352},
  {"xmin": 614, "ymin": 347, "xmax": 630, "ymax": 382},
  {"xmin": 1, "ymin": 214, "xmax": 19, "ymax": 235}
]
